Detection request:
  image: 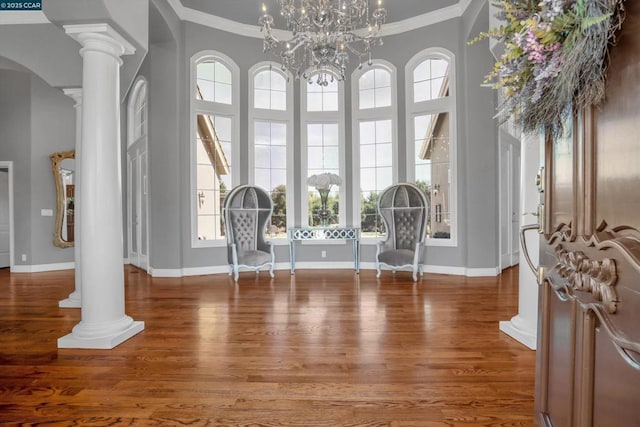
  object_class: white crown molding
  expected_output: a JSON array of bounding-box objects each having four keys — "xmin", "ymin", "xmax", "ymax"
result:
[
  {"xmin": 0, "ymin": 10, "xmax": 49, "ymax": 25},
  {"xmin": 169, "ymin": 0, "xmax": 476, "ymax": 39}
]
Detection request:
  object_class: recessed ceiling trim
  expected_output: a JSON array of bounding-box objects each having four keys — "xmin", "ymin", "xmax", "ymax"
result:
[
  {"xmin": 169, "ymin": 0, "xmax": 474, "ymax": 39},
  {"xmin": 0, "ymin": 11, "xmax": 49, "ymax": 25}
]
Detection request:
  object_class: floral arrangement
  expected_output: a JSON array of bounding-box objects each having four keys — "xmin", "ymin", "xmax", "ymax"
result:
[
  {"xmin": 307, "ymin": 173, "xmax": 342, "ymax": 191},
  {"xmin": 470, "ymin": 0, "xmax": 625, "ymax": 135}
]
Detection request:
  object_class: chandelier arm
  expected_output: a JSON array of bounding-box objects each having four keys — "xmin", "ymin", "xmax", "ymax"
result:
[{"xmin": 260, "ymin": 0, "xmax": 386, "ymax": 83}]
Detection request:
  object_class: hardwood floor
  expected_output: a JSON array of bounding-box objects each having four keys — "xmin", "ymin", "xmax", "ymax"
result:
[{"xmin": 0, "ymin": 266, "xmax": 535, "ymax": 426}]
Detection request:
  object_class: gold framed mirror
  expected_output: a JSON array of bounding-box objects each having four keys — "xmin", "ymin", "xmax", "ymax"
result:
[{"xmin": 50, "ymin": 150, "xmax": 75, "ymax": 248}]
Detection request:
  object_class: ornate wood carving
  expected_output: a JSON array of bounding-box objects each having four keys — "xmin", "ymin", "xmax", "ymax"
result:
[{"xmin": 552, "ymin": 244, "xmax": 618, "ymax": 314}]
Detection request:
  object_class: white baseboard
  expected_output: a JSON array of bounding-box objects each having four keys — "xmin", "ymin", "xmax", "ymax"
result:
[
  {"xmin": 11, "ymin": 258, "xmax": 137, "ymax": 274},
  {"xmin": 499, "ymin": 317, "xmax": 537, "ymax": 350},
  {"xmin": 148, "ymin": 262, "xmax": 500, "ymax": 278},
  {"xmin": 464, "ymin": 266, "xmax": 501, "ymax": 277},
  {"xmin": 359, "ymin": 262, "xmax": 499, "ymax": 277},
  {"xmin": 293, "ymin": 261, "xmax": 356, "ymax": 270},
  {"xmin": 149, "ymin": 262, "xmax": 298, "ymax": 278},
  {"xmin": 11, "ymin": 262, "xmax": 75, "ymax": 273}
]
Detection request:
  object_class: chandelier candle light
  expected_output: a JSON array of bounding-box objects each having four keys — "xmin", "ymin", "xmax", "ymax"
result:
[
  {"xmin": 307, "ymin": 173, "xmax": 342, "ymax": 226},
  {"xmin": 259, "ymin": 0, "xmax": 387, "ymax": 84}
]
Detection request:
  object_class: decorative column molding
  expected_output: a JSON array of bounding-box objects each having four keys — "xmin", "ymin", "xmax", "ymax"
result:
[
  {"xmin": 59, "ymin": 88, "xmax": 83, "ymax": 309},
  {"xmin": 58, "ymin": 24, "xmax": 144, "ymax": 349},
  {"xmin": 499, "ymin": 131, "xmax": 541, "ymax": 350}
]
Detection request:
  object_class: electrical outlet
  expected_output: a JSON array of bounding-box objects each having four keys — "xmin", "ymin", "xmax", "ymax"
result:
[
  {"xmin": 321, "ymin": 250, "xmax": 327, "ymax": 258},
  {"xmin": 21, "ymin": 254, "xmax": 27, "ymax": 262}
]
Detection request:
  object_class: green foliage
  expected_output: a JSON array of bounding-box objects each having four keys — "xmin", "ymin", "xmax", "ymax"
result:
[
  {"xmin": 360, "ymin": 192, "xmax": 382, "ymax": 234},
  {"xmin": 469, "ymin": 0, "xmax": 625, "ymax": 136},
  {"xmin": 271, "ymin": 184, "xmax": 287, "ymax": 231},
  {"xmin": 308, "ymin": 191, "xmax": 339, "ymax": 226}
]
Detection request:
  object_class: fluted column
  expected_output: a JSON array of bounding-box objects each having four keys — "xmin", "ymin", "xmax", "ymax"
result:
[
  {"xmin": 58, "ymin": 24, "xmax": 144, "ymax": 349},
  {"xmin": 59, "ymin": 88, "xmax": 82, "ymax": 309},
  {"xmin": 499, "ymin": 131, "xmax": 540, "ymax": 350}
]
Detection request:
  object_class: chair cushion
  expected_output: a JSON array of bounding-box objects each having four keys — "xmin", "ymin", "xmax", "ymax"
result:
[
  {"xmin": 378, "ymin": 249, "xmax": 415, "ymax": 266},
  {"xmin": 237, "ymin": 249, "xmax": 271, "ymax": 266},
  {"xmin": 230, "ymin": 210, "xmax": 257, "ymax": 252}
]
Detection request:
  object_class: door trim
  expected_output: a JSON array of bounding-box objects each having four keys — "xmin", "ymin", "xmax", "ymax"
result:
[{"xmin": 0, "ymin": 161, "xmax": 14, "ymax": 270}]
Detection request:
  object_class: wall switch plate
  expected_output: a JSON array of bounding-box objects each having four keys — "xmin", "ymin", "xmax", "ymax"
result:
[{"xmin": 41, "ymin": 209, "xmax": 53, "ymax": 217}]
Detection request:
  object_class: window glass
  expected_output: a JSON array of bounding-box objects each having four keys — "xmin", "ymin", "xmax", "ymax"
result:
[
  {"xmin": 359, "ymin": 68, "xmax": 391, "ymax": 109},
  {"xmin": 307, "ymin": 122, "xmax": 340, "ymax": 226},
  {"xmin": 307, "ymin": 78, "xmax": 339, "ymax": 112},
  {"xmin": 414, "ymin": 112, "xmax": 450, "ymax": 239},
  {"xmin": 413, "ymin": 58, "xmax": 449, "ymax": 102},
  {"xmin": 195, "ymin": 114, "xmax": 232, "ymax": 240},
  {"xmin": 254, "ymin": 120, "xmax": 288, "ymax": 237},
  {"xmin": 254, "ymin": 69, "xmax": 287, "ymax": 110},
  {"xmin": 359, "ymin": 119, "xmax": 393, "ymax": 237},
  {"xmin": 196, "ymin": 60, "xmax": 232, "ymax": 104}
]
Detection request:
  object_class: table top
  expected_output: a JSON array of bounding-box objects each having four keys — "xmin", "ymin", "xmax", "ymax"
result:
[{"xmin": 288, "ymin": 227, "xmax": 360, "ymax": 240}]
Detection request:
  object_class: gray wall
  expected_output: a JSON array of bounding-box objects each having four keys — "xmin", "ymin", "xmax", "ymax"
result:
[
  {"xmin": 461, "ymin": 2, "xmax": 500, "ymax": 269},
  {"xmin": 2, "ymin": 0, "xmax": 498, "ymax": 272},
  {"xmin": 0, "ymin": 63, "xmax": 76, "ymax": 266},
  {"xmin": 138, "ymin": 2, "xmax": 497, "ymax": 272},
  {"xmin": 0, "ymin": 69, "xmax": 31, "ymax": 265}
]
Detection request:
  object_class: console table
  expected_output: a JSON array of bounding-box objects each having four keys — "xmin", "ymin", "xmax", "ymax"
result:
[{"xmin": 287, "ymin": 227, "xmax": 360, "ymax": 274}]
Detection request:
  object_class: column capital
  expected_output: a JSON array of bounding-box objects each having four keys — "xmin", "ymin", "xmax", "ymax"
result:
[
  {"xmin": 62, "ymin": 88, "xmax": 83, "ymax": 107},
  {"xmin": 64, "ymin": 23, "xmax": 135, "ymax": 62}
]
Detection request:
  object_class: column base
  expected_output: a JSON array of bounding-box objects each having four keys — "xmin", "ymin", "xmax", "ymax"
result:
[
  {"xmin": 499, "ymin": 315, "xmax": 537, "ymax": 350},
  {"xmin": 58, "ymin": 291, "xmax": 81, "ymax": 308},
  {"xmin": 58, "ymin": 320, "xmax": 144, "ymax": 349}
]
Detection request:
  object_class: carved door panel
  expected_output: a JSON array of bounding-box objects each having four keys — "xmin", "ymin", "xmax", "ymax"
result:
[{"xmin": 535, "ymin": 2, "xmax": 640, "ymax": 426}]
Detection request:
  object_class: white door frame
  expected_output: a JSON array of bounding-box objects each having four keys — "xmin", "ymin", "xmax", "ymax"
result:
[
  {"xmin": 127, "ymin": 139, "xmax": 149, "ymax": 271},
  {"xmin": 499, "ymin": 133, "xmax": 520, "ymax": 270},
  {"xmin": 126, "ymin": 77, "xmax": 149, "ymax": 272},
  {"xmin": 0, "ymin": 161, "xmax": 14, "ymax": 270}
]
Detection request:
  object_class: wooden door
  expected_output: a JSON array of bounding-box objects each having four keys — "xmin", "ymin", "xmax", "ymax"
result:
[{"xmin": 535, "ymin": 3, "xmax": 640, "ymax": 425}]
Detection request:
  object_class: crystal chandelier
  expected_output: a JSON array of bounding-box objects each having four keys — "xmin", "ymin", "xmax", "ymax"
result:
[{"xmin": 259, "ymin": 0, "xmax": 387, "ymax": 85}]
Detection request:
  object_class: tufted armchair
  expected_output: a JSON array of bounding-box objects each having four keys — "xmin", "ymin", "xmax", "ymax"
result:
[
  {"xmin": 375, "ymin": 183, "xmax": 428, "ymax": 281},
  {"xmin": 222, "ymin": 185, "xmax": 275, "ymax": 282}
]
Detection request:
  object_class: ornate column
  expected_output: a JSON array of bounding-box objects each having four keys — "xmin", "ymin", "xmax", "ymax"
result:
[
  {"xmin": 58, "ymin": 24, "xmax": 144, "ymax": 349},
  {"xmin": 499, "ymin": 131, "xmax": 540, "ymax": 349},
  {"xmin": 59, "ymin": 88, "xmax": 82, "ymax": 308}
]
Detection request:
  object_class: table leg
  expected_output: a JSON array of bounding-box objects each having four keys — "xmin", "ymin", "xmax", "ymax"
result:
[
  {"xmin": 353, "ymin": 239, "xmax": 360, "ymax": 273},
  {"xmin": 289, "ymin": 240, "xmax": 295, "ymax": 274}
]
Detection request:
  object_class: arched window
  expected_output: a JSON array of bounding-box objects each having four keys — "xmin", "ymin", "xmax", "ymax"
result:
[
  {"xmin": 406, "ymin": 48, "xmax": 457, "ymax": 246},
  {"xmin": 128, "ymin": 77, "xmax": 147, "ymax": 145},
  {"xmin": 351, "ymin": 61, "xmax": 397, "ymax": 239},
  {"xmin": 301, "ymin": 71, "xmax": 345, "ymax": 227},
  {"xmin": 190, "ymin": 51, "xmax": 240, "ymax": 246},
  {"xmin": 249, "ymin": 63, "xmax": 293, "ymax": 239}
]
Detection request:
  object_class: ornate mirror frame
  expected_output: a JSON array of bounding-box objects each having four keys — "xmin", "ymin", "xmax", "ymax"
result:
[{"xmin": 50, "ymin": 150, "xmax": 75, "ymax": 248}]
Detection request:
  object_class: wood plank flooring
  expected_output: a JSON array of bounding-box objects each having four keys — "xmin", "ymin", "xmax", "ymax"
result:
[{"xmin": 0, "ymin": 266, "xmax": 535, "ymax": 426}]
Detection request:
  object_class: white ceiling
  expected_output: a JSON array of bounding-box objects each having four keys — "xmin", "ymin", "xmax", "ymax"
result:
[{"xmin": 179, "ymin": 0, "xmax": 461, "ymax": 27}]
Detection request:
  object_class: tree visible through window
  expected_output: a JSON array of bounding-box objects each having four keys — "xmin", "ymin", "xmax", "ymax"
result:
[
  {"xmin": 354, "ymin": 63, "xmax": 396, "ymax": 238},
  {"xmin": 303, "ymin": 71, "xmax": 343, "ymax": 227},
  {"xmin": 192, "ymin": 54, "xmax": 237, "ymax": 244},
  {"xmin": 251, "ymin": 65, "xmax": 291, "ymax": 238},
  {"xmin": 408, "ymin": 51, "xmax": 455, "ymax": 241}
]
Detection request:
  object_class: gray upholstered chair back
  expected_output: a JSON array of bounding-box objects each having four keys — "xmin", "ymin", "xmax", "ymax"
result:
[
  {"xmin": 377, "ymin": 183, "xmax": 428, "ymax": 251},
  {"xmin": 223, "ymin": 185, "xmax": 273, "ymax": 263}
]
